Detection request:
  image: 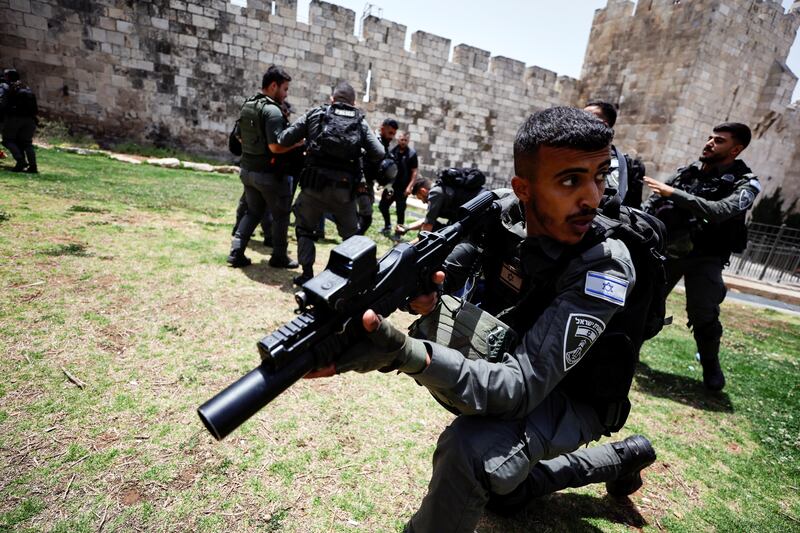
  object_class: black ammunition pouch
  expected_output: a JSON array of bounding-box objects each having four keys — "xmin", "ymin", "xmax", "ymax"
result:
[{"xmin": 299, "ymin": 165, "xmax": 356, "ymax": 196}]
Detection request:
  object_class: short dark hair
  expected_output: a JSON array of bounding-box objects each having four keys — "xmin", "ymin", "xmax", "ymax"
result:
[
  {"xmin": 261, "ymin": 65, "xmax": 291, "ymax": 89},
  {"xmin": 514, "ymin": 107, "xmax": 614, "ymax": 179},
  {"xmin": 412, "ymin": 176, "xmax": 432, "ymax": 194},
  {"xmin": 332, "ymin": 81, "xmax": 355, "ymax": 105},
  {"xmin": 4, "ymin": 69, "xmax": 19, "ymax": 82},
  {"xmin": 713, "ymin": 122, "xmax": 751, "ymax": 149},
  {"xmin": 382, "ymin": 118, "xmax": 399, "ymax": 129},
  {"xmin": 585, "ymin": 100, "xmax": 617, "ymax": 128}
]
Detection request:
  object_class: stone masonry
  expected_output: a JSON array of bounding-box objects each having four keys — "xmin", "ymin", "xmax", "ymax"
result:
[
  {"xmin": 0, "ymin": 0, "xmax": 798, "ymax": 209},
  {"xmin": 0, "ymin": 0, "xmax": 580, "ymax": 188}
]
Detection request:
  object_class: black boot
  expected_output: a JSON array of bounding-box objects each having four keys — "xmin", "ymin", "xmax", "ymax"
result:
[
  {"xmin": 293, "ymin": 267, "xmax": 313, "ymax": 286},
  {"xmin": 269, "ymin": 255, "xmax": 298, "ymax": 269},
  {"xmin": 226, "ymin": 234, "xmax": 251, "ymax": 268},
  {"xmin": 696, "ymin": 330, "xmax": 725, "ymax": 391},
  {"xmin": 605, "ymin": 435, "xmax": 657, "ymax": 497},
  {"xmin": 11, "ymin": 161, "xmax": 26, "ymax": 172},
  {"xmin": 699, "ymin": 352, "xmax": 725, "ymax": 391}
]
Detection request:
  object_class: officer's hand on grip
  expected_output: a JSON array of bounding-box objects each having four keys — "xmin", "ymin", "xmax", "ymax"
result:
[
  {"xmin": 408, "ymin": 271, "xmax": 445, "ymax": 315},
  {"xmin": 305, "ymin": 310, "xmax": 430, "ymax": 378}
]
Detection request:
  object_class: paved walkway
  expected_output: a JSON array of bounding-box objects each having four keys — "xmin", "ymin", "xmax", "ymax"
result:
[{"xmin": 723, "ymin": 274, "xmax": 800, "ymax": 307}]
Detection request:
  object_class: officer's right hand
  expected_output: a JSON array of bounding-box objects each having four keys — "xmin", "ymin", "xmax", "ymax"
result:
[{"xmin": 409, "ymin": 271, "xmax": 445, "ymax": 315}]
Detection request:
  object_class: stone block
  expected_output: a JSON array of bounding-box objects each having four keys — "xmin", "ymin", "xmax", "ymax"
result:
[
  {"xmin": 22, "ymin": 12, "xmax": 47, "ymax": 30},
  {"xmin": 309, "ymin": 0, "xmax": 355, "ymax": 35},
  {"xmin": 178, "ymin": 34, "xmax": 198, "ymax": 48},
  {"xmin": 192, "ymin": 14, "xmax": 216, "ymax": 30},
  {"xmin": 10, "ymin": 0, "xmax": 30, "ymax": 12},
  {"xmin": 410, "ymin": 31, "xmax": 450, "ymax": 63},
  {"xmin": 361, "ymin": 15, "xmax": 406, "ymax": 49},
  {"xmin": 187, "ymin": 3, "xmax": 203, "ymax": 15},
  {"xmin": 452, "ymin": 44, "xmax": 490, "ymax": 71},
  {"xmin": 116, "ymin": 20, "xmax": 134, "ymax": 34},
  {"xmin": 151, "ymin": 17, "xmax": 169, "ymax": 30}
]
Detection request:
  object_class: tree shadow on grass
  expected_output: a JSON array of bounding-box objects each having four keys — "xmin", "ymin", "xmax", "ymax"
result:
[
  {"xmin": 479, "ymin": 492, "xmax": 647, "ymax": 532},
  {"xmin": 635, "ymin": 361, "xmax": 733, "ymax": 413}
]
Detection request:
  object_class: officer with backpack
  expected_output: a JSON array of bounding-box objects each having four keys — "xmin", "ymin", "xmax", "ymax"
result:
[
  {"xmin": 1, "ymin": 69, "xmax": 38, "ymax": 174},
  {"xmin": 378, "ymin": 130, "xmax": 418, "ymax": 239},
  {"xmin": 306, "ymin": 107, "xmax": 665, "ymax": 531},
  {"xmin": 584, "ymin": 101, "xmax": 646, "ymax": 207},
  {"xmin": 357, "ymin": 118, "xmax": 398, "ymax": 235},
  {"xmin": 277, "ymin": 81, "xmax": 385, "ymax": 286},
  {"xmin": 227, "ymin": 66, "xmax": 303, "ymax": 269},
  {"xmin": 644, "ymin": 122, "xmax": 760, "ymax": 391},
  {"xmin": 397, "ymin": 168, "xmax": 487, "ymax": 236}
]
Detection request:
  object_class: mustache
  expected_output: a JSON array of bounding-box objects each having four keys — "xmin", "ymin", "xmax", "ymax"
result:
[{"xmin": 566, "ymin": 208, "xmax": 598, "ymax": 222}]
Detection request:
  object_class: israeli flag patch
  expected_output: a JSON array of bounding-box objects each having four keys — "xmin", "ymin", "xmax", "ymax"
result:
[{"xmin": 584, "ymin": 271, "xmax": 628, "ymax": 306}]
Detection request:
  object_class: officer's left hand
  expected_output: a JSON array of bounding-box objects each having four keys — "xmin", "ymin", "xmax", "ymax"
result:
[
  {"xmin": 304, "ymin": 310, "xmax": 430, "ymax": 378},
  {"xmin": 644, "ymin": 176, "xmax": 674, "ymax": 197}
]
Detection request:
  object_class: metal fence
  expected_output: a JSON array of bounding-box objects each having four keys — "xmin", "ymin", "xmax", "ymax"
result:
[{"xmin": 728, "ymin": 223, "xmax": 800, "ymax": 285}]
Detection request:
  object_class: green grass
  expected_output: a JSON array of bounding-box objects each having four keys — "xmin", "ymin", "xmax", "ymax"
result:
[{"xmin": 0, "ymin": 148, "xmax": 798, "ymax": 531}]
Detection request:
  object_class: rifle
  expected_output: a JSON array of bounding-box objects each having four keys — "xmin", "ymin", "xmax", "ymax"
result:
[{"xmin": 198, "ymin": 190, "xmax": 500, "ymax": 440}]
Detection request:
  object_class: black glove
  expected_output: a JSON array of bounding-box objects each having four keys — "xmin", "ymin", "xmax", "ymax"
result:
[{"xmin": 335, "ymin": 317, "xmax": 429, "ymax": 374}]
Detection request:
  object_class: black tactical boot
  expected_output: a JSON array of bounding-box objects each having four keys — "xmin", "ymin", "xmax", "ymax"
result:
[
  {"xmin": 605, "ymin": 435, "xmax": 657, "ymax": 497},
  {"xmin": 695, "ymin": 332, "xmax": 725, "ymax": 391},
  {"xmin": 293, "ymin": 268, "xmax": 313, "ymax": 287},
  {"xmin": 699, "ymin": 353, "xmax": 725, "ymax": 391},
  {"xmin": 227, "ymin": 234, "xmax": 251, "ymax": 268},
  {"xmin": 25, "ymin": 165, "xmax": 38, "ymax": 174},
  {"xmin": 11, "ymin": 161, "xmax": 26, "ymax": 172},
  {"xmin": 269, "ymin": 255, "xmax": 298, "ymax": 269}
]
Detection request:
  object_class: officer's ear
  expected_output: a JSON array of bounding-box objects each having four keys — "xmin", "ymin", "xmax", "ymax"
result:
[
  {"xmin": 511, "ymin": 175, "xmax": 532, "ymax": 204},
  {"xmin": 730, "ymin": 143, "xmax": 744, "ymax": 158}
]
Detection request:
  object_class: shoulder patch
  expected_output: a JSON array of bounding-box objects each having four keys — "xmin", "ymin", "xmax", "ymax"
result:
[
  {"xmin": 738, "ymin": 189, "xmax": 755, "ymax": 210},
  {"xmin": 748, "ymin": 178, "xmax": 762, "ymax": 193},
  {"xmin": 585, "ymin": 270, "xmax": 628, "ymax": 306},
  {"xmin": 563, "ymin": 313, "xmax": 606, "ymax": 371}
]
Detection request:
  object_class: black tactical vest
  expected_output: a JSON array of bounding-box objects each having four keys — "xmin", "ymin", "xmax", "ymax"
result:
[
  {"xmin": 473, "ymin": 198, "xmax": 666, "ymax": 432},
  {"xmin": 669, "ymin": 160, "xmax": 753, "ymax": 258}
]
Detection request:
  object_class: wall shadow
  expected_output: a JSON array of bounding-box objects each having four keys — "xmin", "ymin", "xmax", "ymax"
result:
[
  {"xmin": 635, "ymin": 361, "xmax": 733, "ymax": 413},
  {"xmin": 480, "ymin": 492, "xmax": 646, "ymax": 532}
]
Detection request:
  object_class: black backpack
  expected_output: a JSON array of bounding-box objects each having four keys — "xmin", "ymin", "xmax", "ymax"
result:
[
  {"xmin": 437, "ymin": 167, "xmax": 487, "ymax": 220},
  {"xmin": 598, "ymin": 205, "xmax": 669, "ymax": 345},
  {"xmin": 437, "ymin": 167, "xmax": 486, "ymax": 190},
  {"xmin": 7, "ymin": 84, "xmax": 37, "ymax": 117},
  {"xmin": 228, "ymin": 119, "xmax": 242, "ymax": 156},
  {"xmin": 306, "ymin": 103, "xmax": 364, "ymax": 166}
]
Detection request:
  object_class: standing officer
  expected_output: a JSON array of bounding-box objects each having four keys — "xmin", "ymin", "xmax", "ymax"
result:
[
  {"xmin": 584, "ymin": 101, "xmax": 645, "ymax": 207},
  {"xmin": 1, "ymin": 69, "xmax": 38, "ymax": 174},
  {"xmin": 278, "ymin": 81, "xmax": 385, "ymax": 286},
  {"xmin": 358, "ymin": 118, "xmax": 398, "ymax": 235},
  {"xmin": 644, "ymin": 122, "xmax": 759, "ymax": 391},
  {"xmin": 227, "ymin": 65, "xmax": 302, "ymax": 268},
  {"xmin": 378, "ymin": 130, "xmax": 418, "ymax": 239},
  {"xmin": 308, "ymin": 107, "xmax": 659, "ymax": 531}
]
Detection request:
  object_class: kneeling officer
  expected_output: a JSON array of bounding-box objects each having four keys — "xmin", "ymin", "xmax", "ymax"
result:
[{"xmin": 278, "ymin": 81, "xmax": 385, "ymax": 286}]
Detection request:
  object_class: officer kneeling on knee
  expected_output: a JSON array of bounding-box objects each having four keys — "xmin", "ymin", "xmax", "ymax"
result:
[{"xmin": 307, "ymin": 107, "xmax": 659, "ymax": 532}]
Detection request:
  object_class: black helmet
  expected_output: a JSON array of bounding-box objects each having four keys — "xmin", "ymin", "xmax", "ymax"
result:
[{"xmin": 377, "ymin": 158, "xmax": 398, "ymax": 186}]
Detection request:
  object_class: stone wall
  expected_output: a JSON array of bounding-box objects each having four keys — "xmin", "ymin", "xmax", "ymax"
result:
[
  {"xmin": 0, "ymin": 0, "xmax": 581, "ymax": 186},
  {"xmin": 2, "ymin": 0, "xmax": 799, "ymax": 211},
  {"xmin": 580, "ymin": 0, "xmax": 800, "ymax": 210}
]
